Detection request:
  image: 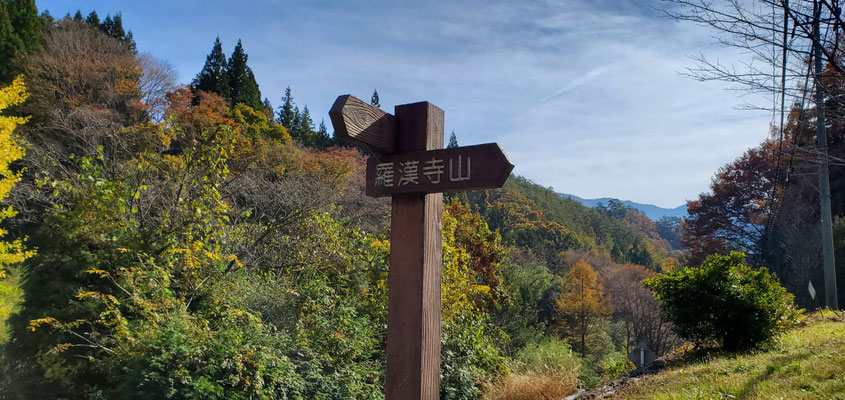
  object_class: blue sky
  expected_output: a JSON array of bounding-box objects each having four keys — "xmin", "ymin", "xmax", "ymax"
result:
[{"xmin": 38, "ymin": 0, "xmax": 773, "ymax": 208}]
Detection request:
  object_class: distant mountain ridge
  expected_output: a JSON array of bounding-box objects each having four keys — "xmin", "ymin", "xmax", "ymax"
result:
[{"xmin": 558, "ymin": 193, "xmax": 687, "ymax": 221}]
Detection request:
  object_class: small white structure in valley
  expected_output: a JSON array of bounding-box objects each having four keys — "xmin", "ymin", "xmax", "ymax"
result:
[{"xmin": 627, "ymin": 341, "xmax": 656, "ymax": 367}]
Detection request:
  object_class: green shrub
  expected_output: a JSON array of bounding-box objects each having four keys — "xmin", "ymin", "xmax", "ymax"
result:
[
  {"xmin": 602, "ymin": 359, "xmax": 635, "ymax": 380},
  {"xmin": 441, "ymin": 313, "xmax": 508, "ymax": 400},
  {"xmin": 644, "ymin": 252, "xmax": 801, "ymax": 351},
  {"xmin": 512, "ymin": 337, "xmax": 581, "ymax": 375}
]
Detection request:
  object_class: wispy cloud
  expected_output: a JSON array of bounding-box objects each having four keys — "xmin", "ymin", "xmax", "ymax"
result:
[{"xmin": 538, "ymin": 64, "xmax": 615, "ymax": 104}]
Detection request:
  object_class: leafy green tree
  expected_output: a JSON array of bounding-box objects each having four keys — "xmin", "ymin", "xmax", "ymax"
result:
[
  {"xmin": 644, "ymin": 252, "xmax": 801, "ymax": 351},
  {"xmin": 192, "ymin": 36, "xmax": 230, "ymax": 101},
  {"xmin": 370, "ymin": 88, "xmax": 379, "ymax": 107},
  {"xmin": 493, "ymin": 252, "xmax": 560, "ymax": 353},
  {"xmin": 440, "ymin": 205, "xmax": 507, "ymax": 399},
  {"xmin": 227, "ymin": 39, "xmax": 262, "ymax": 110},
  {"xmin": 72, "ymin": 9, "xmax": 82, "ymax": 21},
  {"xmin": 230, "ymin": 103, "xmax": 289, "ymax": 143}
]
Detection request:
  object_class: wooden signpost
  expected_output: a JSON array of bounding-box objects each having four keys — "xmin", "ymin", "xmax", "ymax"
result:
[{"xmin": 329, "ymin": 94, "xmax": 514, "ymax": 400}]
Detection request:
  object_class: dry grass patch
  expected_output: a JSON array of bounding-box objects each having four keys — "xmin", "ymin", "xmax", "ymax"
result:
[
  {"xmin": 488, "ymin": 371, "xmax": 578, "ymax": 400},
  {"xmin": 486, "ymin": 337, "xmax": 581, "ymax": 400}
]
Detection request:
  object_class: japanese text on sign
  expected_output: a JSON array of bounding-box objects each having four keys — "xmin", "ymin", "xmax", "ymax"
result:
[
  {"xmin": 364, "ymin": 143, "xmax": 513, "ymax": 197},
  {"xmin": 375, "ymin": 155, "xmax": 470, "ymax": 188}
]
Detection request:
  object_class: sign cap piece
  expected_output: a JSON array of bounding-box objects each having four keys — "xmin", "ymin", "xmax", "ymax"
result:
[{"xmin": 329, "ymin": 94, "xmax": 397, "ymax": 154}]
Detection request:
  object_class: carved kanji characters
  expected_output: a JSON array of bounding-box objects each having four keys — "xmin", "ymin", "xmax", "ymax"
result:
[
  {"xmin": 422, "ymin": 158, "xmax": 445, "ymax": 184},
  {"xmin": 398, "ymin": 160, "xmax": 420, "ymax": 186},
  {"xmin": 375, "ymin": 162, "xmax": 394, "ymax": 187}
]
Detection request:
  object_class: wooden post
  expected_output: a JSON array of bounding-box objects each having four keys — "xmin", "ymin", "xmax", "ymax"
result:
[
  {"xmin": 386, "ymin": 101, "xmax": 444, "ymax": 400},
  {"xmin": 329, "ymin": 93, "xmax": 513, "ymax": 398}
]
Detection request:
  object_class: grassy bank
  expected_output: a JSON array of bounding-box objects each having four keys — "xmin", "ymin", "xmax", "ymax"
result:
[
  {"xmin": 0, "ymin": 267, "xmax": 23, "ymax": 343},
  {"xmin": 618, "ymin": 313, "xmax": 845, "ymax": 399}
]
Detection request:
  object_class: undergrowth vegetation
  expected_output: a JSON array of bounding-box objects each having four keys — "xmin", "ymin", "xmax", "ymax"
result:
[{"xmin": 617, "ymin": 313, "xmax": 845, "ymax": 399}]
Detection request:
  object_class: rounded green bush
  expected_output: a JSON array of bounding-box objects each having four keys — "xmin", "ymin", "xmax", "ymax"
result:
[{"xmin": 644, "ymin": 252, "xmax": 801, "ymax": 351}]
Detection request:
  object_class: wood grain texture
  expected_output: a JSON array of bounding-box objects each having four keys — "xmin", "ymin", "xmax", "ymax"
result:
[
  {"xmin": 386, "ymin": 101, "xmax": 444, "ymax": 400},
  {"xmin": 365, "ymin": 143, "xmax": 515, "ymax": 197},
  {"xmin": 328, "ymin": 94, "xmax": 397, "ymax": 154}
]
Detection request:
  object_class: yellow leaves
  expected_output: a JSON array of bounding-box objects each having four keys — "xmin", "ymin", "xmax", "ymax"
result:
[
  {"xmin": 47, "ymin": 343, "xmax": 72, "ymax": 355},
  {"xmin": 0, "ymin": 76, "xmax": 33, "ymax": 278},
  {"xmin": 441, "ymin": 208, "xmax": 494, "ymax": 323},
  {"xmin": 370, "ymin": 239, "xmax": 390, "ymax": 254},
  {"xmin": 28, "ymin": 317, "xmax": 58, "ymax": 332},
  {"xmin": 227, "ymin": 254, "xmax": 244, "ymax": 269},
  {"xmin": 76, "ymin": 291, "xmax": 99, "ymax": 300},
  {"xmin": 556, "ymin": 260, "xmax": 612, "ymax": 322},
  {"xmin": 0, "ymin": 75, "xmax": 28, "ymax": 110},
  {"xmin": 86, "ymin": 268, "xmax": 110, "ymax": 278}
]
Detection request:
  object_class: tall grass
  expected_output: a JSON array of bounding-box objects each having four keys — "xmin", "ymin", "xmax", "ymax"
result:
[{"xmin": 487, "ymin": 337, "xmax": 581, "ymax": 399}]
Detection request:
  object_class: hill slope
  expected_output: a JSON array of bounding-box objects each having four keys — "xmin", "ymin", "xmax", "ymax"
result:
[
  {"xmin": 558, "ymin": 193, "xmax": 687, "ymax": 221},
  {"xmin": 616, "ymin": 314, "xmax": 845, "ymax": 399},
  {"xmin": 466, "ymin": 176, "xmax": 686, "ymax": 271}
]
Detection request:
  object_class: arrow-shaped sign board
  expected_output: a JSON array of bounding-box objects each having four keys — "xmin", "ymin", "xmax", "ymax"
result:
[{"xmin": 366, "ymin": 143, "xmax": 514, "ymax": 197}]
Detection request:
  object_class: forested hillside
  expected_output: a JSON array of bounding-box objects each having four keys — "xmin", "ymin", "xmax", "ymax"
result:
[{"xmin": 466, "ymin": 176, "xmax": 685, "ymax": 273}]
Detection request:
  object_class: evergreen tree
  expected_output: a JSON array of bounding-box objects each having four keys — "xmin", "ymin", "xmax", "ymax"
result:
[
  {"xmin": 314, "ymin": 119, "xmax": 333, "ymax": 148},
  {"xmin": 72, "ymin": 10, "xmax": 82, "ymax": 21},
  {"xmin": 300, "ymin": 105, "xmax": 313, "ymax": 132},
  {"xmin": 262, "ymin": 97, "xmax": 274, "ymax": 121},
  {"xmin": 444, "ymin": 131, "xmax": 468, "ymax": 202},
  {"xmin": 192, "ymin": 36, "xmax": 230, "ymax": 101},
  {"xmin": 291, "ymin": 105, "xmax": 302, "ymax": 141},
  {"xmin": 447, "ymin": 130, "xmax": 458, "ymax": 148},
  {"xmin": 85, "ymin": 10, "xmax": 99, "ymax": 25},
  {"xmin": 0, "ymin": 0, "xmax": 42, "ymax": 83},
  {"xmin": 109, "ymin": 13, "xmax": 125, "ymax": 39},
  {"xmin": 277, "ymin": 86, "xmax": 295, "ymax": 129},
  {"xmin": 371, "ymin": 88, "xmax": 380, "ymax": 107},
  {"xmin": 226, "ymin": 39, "xmax": 262, "ymax": 110},
  {"xmin": 100, "ymin": 14, "xmax": 112, "ymax": 35},
  {"xmin": 124, "ymin": 30, "xmax": 136, "ymax": 52},
  {"xmin": 298, "ymin": 105, "xmax": 314, "ymax": 145},
  {"xmin": 0, "ymin": 5, "xmax": 20, "ymax": 83}
]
